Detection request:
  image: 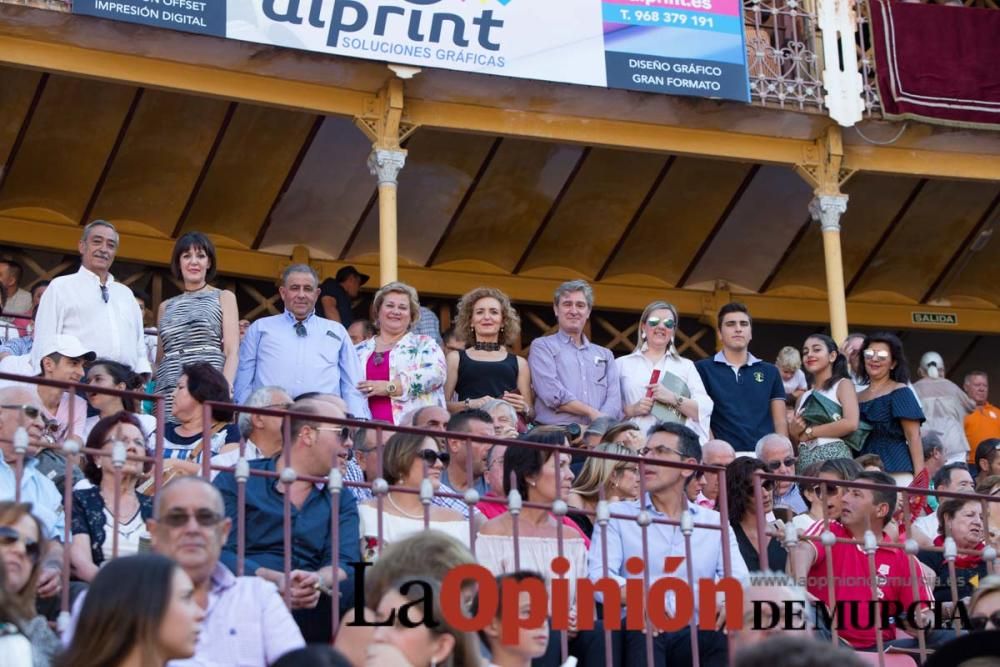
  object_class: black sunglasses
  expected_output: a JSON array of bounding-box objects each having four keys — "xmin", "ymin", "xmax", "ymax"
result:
[
  {"xmin": 0, "ymin": 526, "xmax": 40, "ymax": 564},
  {"xmin": 765, "ymin": 456, "xmax": 797, "ymax": 472},
  {"xmin": 813, "ymin": 482, "xmax": 840, "ymax": 496},
  {"xmin": 419, "ymin": 449, "xmax": 450, "ymax": 466},
  {"xmin": 0, "ymin": 404, "xmax": 42, "ymax": 421},
  {"xmin": 159, "ymin": 509, "xmax": 224, "ymax": 528},
  {"xmin": 968, "ymin": 611, "xmax": 1000, "ymax": 632}
]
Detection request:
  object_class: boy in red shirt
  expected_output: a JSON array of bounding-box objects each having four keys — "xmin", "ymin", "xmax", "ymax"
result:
[{"xmin": 791, "ymin": 470, "xmax": 938, "ymax": 650}]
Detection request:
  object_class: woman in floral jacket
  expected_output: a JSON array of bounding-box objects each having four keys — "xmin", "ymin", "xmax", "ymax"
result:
[{"xmin": 355, "ymin": 282, "xmax": 447, "ymax": 425}]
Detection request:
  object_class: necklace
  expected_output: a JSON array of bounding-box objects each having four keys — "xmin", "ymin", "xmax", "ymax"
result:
[
  {"xmin": 374, "ymin": 335, "xmax": 402, "ymax": 365},
  {"xmin": 184, "ymin": 283, "xmax": 208, "ymax": 294},
  {"xmin": 386, "ymin": 492, "xmax": 426, "ymax": 519},
  {"xmin": 473, "ymin": 341, "xmax": 502, "ymax": 351}
]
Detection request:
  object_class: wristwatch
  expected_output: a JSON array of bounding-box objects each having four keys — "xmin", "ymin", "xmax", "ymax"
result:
[
  {"xmin": 804, "ymin": 426, "xmax": 814, "ymax": 440},
  {"xmin": 386, "ymin": 381, "xmax": 398, "ymax": 395},
  {"xmin": 674, "ymin": 396, "xmax": 684, "ymax": 409}
]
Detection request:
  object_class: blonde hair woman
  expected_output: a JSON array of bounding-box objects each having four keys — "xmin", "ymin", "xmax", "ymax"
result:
[
  {"xmin": 566, "ymin": 442, "xmax": 640, "ymax": 538},
  {"xmin": 356, "ymin": 282, "xmax": 446, "ymax": 425},
  {"xmin": 614, "ymin": 300, "xmax": 713, "ymax": 442},
  {"xmin": 443, "ymin": 287, "xmax": 532, "ymax": 424}
]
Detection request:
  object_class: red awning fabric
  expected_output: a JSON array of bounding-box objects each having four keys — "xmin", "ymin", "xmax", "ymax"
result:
[{"xmin": 868, "ymin": 0, "xmax": 1000, "ymax": 130}]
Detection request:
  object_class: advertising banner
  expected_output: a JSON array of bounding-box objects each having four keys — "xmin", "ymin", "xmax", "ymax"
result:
[{"xmin": 72, "ymin": 0, "xmax": 750, "ymax": 103}]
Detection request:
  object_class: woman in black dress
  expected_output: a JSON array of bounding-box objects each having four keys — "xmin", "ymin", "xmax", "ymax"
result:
[
  {"xmin": 443, "ymin": 287, "xmax": 532, "ymax": 425},
  {"xmin": 726, "ymin": 457, "xmax": 787, "ymax": 572}
]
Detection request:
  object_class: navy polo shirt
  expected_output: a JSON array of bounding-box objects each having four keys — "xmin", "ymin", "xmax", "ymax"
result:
[{"xmin": 695, "ymin": 351, "xmax": 785, "ymax": 452}]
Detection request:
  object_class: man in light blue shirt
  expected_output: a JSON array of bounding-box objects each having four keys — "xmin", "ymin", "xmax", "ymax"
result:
[
  {"xmin": 234, "ymin": 265, "xmax": 370, "ymax": 418},
  {"xmin": 588, "ymin": 422, "xmax": 748, "ymax": 667}
]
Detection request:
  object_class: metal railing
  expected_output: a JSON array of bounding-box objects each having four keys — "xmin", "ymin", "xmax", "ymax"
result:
[{"xmin": 745, "ymin": 0, "xmax": 826, "ymax": 112}]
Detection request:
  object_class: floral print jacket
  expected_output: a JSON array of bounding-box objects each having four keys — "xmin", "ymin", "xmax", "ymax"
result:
[{"xmin": 356, "ymin": 332, "xmax": 447, "ymax": 424}]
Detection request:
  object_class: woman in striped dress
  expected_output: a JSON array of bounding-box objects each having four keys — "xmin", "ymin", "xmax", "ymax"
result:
[{"xmin": 155, "ymin": 232, "xmax": 239, "ymax": 419}]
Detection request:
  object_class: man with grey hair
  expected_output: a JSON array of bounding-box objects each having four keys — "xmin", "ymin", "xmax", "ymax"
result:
[
  {"xmin": 234, "ymin": 264, "xmax": 369, "ymax": 418},
  {"xmin": 529, "ymin": 279, "xmax": 620, "ymax": 426},
  {"xmin": 756, "ymin": 433, "xmax": 807, "ymax": 513},
  {"xmin": 209, "ymin": 386, "xmax": 292, "ymax": 477},
  {"xmin": 732, "ymin": 571, "xmax": 813, "ymax": 654},
  {"xmin": 32, "ymin": 220, "xmax": 150, "ymax": 374},
  {"xmin": 66, "ymin": 476, "xmax": 306, "ymax": 663}
]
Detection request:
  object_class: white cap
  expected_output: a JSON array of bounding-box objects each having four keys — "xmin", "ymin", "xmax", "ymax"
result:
[
  {"xmin": 919, "ymin": 351, "xmax": 944, "ymax": 379},
  {"xmin": 34, "ymin": 334, "xmax": 97, "ymax": 363}
]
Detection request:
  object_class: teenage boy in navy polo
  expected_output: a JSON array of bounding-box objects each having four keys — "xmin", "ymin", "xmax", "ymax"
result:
[{"xmin": 695, "ymin": 303, "xmax": 786, "ymax": 452}]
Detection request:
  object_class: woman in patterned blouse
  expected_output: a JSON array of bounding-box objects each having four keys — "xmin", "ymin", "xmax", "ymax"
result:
[
  {"xmin": 69, "ymin": 412, "xmax": 153, "ymax": 582},
  {"xmin": 355, "ymin": 282, "xmax": 446, "ymax": 425}
]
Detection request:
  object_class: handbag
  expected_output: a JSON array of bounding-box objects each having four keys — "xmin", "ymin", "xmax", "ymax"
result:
[{"xmin": 799, "ymin": 391, "xmax": 872, "ymax": 452}]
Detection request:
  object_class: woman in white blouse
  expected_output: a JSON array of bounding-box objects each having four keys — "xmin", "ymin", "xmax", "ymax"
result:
[
  {"xmin": 358, "ymin": 432, "xmax": 468, "ymax": 560},
  {"xmin": 615, "ymin": 301, "xmax": 712, "ymax": 442}
]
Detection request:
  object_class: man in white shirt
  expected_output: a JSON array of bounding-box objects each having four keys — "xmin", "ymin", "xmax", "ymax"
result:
[
  {"xmin": 0, "ymin": 259, "xmax": 32, "ymax": 341},
  {"xmin": 32, "ymin": 221, "xmax": 151, "ymax": 376}
]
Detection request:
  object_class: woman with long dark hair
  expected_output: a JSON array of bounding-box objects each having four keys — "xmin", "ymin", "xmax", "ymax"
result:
[
  {"xmin": 726, "ymin": 457, "xmax": 787, "ymax": 572},
  {"xmin": 82, "ymin": 359, "xmax": 157, "ymax": 449},
  {"xmin": 788, "ymin": 334, "xmax": 860, "ymax": 471},
  {"xmin": 856, "ymin": 332, "xmax": 925, "ymax": 482},
  {"xmin": 57, "ymin": 554, "xmax": 204, "ymax": 667}
]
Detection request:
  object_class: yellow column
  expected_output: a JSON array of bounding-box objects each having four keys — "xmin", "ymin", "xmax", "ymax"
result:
[
  {"xmin": 368, "ymin": 149, "xmax": 406, "ymax": 285},
  {"xmin": 809, "ymin": 195, "xmax": 850, "ymax": 344}
]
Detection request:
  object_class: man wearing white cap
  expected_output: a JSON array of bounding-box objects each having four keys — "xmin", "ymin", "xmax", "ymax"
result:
[
  {"xmin": 913, "ymin": 351, "xmax": 975, "ymax": 463},
  {"xmin": 32, "ymin": 220, "xmax": 150, "ymax": 376}
]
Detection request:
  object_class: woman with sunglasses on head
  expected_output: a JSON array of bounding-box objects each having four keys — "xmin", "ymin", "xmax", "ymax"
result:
[
  {"xmin": 56, "ymin": 554, "xmax": 205, "ymax": 667},
  {"xmin": 444, "ymin": 287, "xmax": 533, "ymax": 427},
  {"xmin": 615, "ymin": 301, "xmax": 712, "ymax": 442},
  {"xmin": 82, "ymin": 359, "xmax": 157, "ymax": 450},
  {"xmin": 726, "ymin": 457, "xmax": 787, "ymax": 572},
  {"xmin": 69, "ymin": 413, "xmax": 153, "ymax": 583},
  {"xmin": 856, "ymin": 332, "xmax": 925, "ymax": 484},
  {"xmin": 358, "ymin": 432, "xmax": 467, "ymax": 560},
  {"xmin": 787, "ymin": 334, "xmax": 859, "ymax": 472},
  {"xmin": 0, "ymin": 502, "xmax": 59, "ymax": 667},
  {"xmin": 566, "ymin": 442, "xmax": 640, "ymax": 538}
]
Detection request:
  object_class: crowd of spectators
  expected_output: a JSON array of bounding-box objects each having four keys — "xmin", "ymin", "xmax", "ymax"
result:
[{"xmin": 1, "ymin": 220, "xmax": 1000, "ymax": 666}]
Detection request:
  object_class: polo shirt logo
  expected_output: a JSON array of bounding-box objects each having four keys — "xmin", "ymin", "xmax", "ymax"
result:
[{"xmin": 753, "ymin": 371, "xmax": 765, "ymax": 383}]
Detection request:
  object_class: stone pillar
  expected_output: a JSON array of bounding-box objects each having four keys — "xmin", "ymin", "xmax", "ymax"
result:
[
  {"xmin": 810, "ymin": 194, "xmax": 850, "ymax": 344},
  {"xmin": 368, "ymin": 148, "xmax": 407, "ymax": 286}
]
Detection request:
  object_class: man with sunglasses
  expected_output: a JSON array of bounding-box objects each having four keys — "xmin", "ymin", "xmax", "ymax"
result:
[
  {"xmin": 213, "ymin": 397, "xmax": 360, "ymax": 643},
  {"xmin": 234, "ymin": 265, "xmax": 369, "ymax": 420},
  {"xmin": 588, "ymin": 422, "xmax": 749, "ymax": 667},
  {"xmin": 0, "ymin": 387, "xmax": 67, "ymax": 609},
  {"xmin": 755, "ymin": 434, "xmax": 807, "ymax": 514},
  {"xmin": 695, "ymin": 303, "xmax": 787, "ymax": 453},
  {"xmin": 529, "ymin": 280, "xmax": 621, "ymax": 427},
  {"xmin": 65, "ymin": 475, "xmax": 306, "ymax": 663}
]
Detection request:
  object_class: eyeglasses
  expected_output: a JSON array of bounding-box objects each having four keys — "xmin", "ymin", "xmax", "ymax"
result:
[
  {"xmin": 294, "ymin": 322, "xmax": 307, "ymax": 338},
  {"xmin": 419, "ymin": 449, "xmax": 451, "ymax": 466},
  {"xmin": 100, "ymin": 285, "xmax": 109, "ymax": 304},
  {"xmin": 639, "ymin": 445, "xmax": 683, "ymax": 459},
  {"xmin": 863, "ymin": 349, "xmax": 890, "ymax": 361},
  {"xmin": 314, "ymin": 426, "xmax": 351, "ymax": 441},
  {"xmin": 616, "ymin": 464, "xmax": 640, "ymax": 475},
  {"xmin": 812, "ymin": 482, "xmax": 840, "ymax": 496},
  {"xmin": 0, "ymin": 404, "xmax": 42, "ymax": 421},
  {"xmin": 645, "ymin": 316, "xmax": 675, "ymax": 329},
  {"xmin": 159, "ymin": 509, "xmax": 224, "ymax": 528},
  {"xmin": 968, "ymin": 611, "xmax": 1000, "ymax": 632},
  {"xmin": 764, "ymin": 456, "xmax": 797, "ymax": 472},
  {"xmin": 0, "ymin": 526, "xmax": 40, "ymax": 564}
]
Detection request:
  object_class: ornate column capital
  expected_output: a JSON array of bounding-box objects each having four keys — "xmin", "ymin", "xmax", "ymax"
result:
[
  {"xmin": 809, "ymin": 193, "xmax": 849, "ymax": 232},
  {"xmin": 368, "ymin": 148, "xmax": 407, "ymax": 186}
]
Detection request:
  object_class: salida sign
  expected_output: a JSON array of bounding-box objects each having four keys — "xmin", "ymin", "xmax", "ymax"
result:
[{"xmin": 71, "ymin": 0, "xmax": 751, "ymax": 102}]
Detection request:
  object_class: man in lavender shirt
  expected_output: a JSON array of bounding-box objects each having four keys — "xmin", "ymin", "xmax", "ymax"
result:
[
  {"xmin": 66, "ymin": 476, "xmax": 305, "ymax": 665},
  {"xmin": 529, "ymin": 280, "xmax": 622, "ymax": 427}
]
